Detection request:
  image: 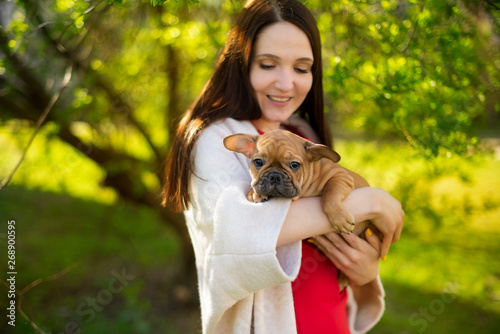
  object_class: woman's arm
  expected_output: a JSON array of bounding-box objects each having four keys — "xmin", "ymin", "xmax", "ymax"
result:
[
  {"xmin": 277, "ymin": 196, "xmax": 332, "ymax": 247},
  {"xmin": 277, "ymin": 187, "xmax": 404, "ymax": 258}
]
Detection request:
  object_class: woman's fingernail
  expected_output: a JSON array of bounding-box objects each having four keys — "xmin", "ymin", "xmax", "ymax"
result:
[
  {"xmin": 383, "ymin": 255, "xmax": 387, "ymax": 261},
  {"xmin": 366, "ymin": 228, "xmax": 373, "ymax": 236}
]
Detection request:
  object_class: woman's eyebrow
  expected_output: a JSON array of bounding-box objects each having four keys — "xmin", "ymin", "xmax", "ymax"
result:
[
  {"xmin": 254, "ymin": 53, "xmax": 280, "ymax": 60},
  {"xmin": 254, "ymin": 53, "xmax": 314, "ymax": 63},
  {"xmin": 297, "ymin": 57, "xmax": 314, "ymax": 63}
]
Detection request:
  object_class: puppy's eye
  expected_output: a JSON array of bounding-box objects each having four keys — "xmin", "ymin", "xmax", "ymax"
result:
[
  {"xmin": 290, "ymin": 161, "xmax": 301, "ymax": 170},
  {"xmin": 253, "ymin": 159, "xmax": 264, "ymax": 169}
]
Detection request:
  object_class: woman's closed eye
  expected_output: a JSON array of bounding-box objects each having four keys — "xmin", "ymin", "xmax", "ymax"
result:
[
  {"xmin": 294, "ymin": 62, "xmax": 312, "ymax": 74},
  {"xmin": 295, "ymin": 67, "xmax": 310, "ymax": 74},
  {"xmin": 259, "ymin": 64, "xmax": 310, "ymax": 74},
  {"xmin": 259, "ymin": 64, "xmax": 275, "ymax": 70}
]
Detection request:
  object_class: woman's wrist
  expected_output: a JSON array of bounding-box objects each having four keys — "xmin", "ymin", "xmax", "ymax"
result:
[
  {"xmin": 344, "ymin": 187, "xmax": 404, "ymax": 258},
  {"xmin": 343, "ymin": 187, "xmax": 381, "ymax": 223}
]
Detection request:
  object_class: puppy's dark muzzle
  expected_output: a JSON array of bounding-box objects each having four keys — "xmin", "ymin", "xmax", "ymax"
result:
[{"xmin": 254, "ymin": 171, "xmax": 298, "ymax": 198}]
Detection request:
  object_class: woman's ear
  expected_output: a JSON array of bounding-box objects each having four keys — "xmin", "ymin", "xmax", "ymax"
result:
[{"xmin": 223, "ymin": 133, "xmax": 257, "ymax": 158}]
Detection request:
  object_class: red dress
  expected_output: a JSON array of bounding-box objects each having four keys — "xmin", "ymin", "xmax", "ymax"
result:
[
  {"xmin": 256, "ymin": 126, "xmax": 350, "ymax": 333},
  {"xmin": 292, "ymin": 240, "xmax": 350, "ymax": 333}
]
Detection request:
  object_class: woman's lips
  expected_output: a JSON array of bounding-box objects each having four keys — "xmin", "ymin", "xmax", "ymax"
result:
[{"xmin": 267, "ymin": 95, "xmax": 292, "ymax": 102}]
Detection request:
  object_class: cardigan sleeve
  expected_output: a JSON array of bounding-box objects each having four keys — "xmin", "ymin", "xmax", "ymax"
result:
[
  {"xmin": 187, "ymin": 119, "xmax": 302, "ymax": 332},
  {"xmin": 346, "ymin": 276, "xmax": 385, "ymax": 334}
]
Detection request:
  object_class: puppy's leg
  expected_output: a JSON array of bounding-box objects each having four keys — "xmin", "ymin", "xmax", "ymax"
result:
[
  {"xmin": 338, "ymin": 272, "xmax": 349, "ymax": 291},
  {"xmin": 247, "ymin": 189, "xmax": 268, "ymax": 203},
  {"xmin": 322, "ymin": 171, "xmax": 356, "ymax": 234}
]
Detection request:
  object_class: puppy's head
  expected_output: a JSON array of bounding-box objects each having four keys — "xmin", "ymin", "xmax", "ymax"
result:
[{"xmin": 223, "ymin": 129, "xmax": 340, "ymax": 199}]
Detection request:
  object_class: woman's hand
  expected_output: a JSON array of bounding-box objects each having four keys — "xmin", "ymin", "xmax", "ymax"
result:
[
  {"xmin": 343, "ymin": 187, "xmax": 404, "ymax": 259},
  {"xmin": 313, "ymin": 228, "xmax": 381, "ymax": 286}
]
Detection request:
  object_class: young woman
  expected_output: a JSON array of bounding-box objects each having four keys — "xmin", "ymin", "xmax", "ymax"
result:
[{"xmin": 163, "ymin": 0, "xmax": 404, "ymax": 333}]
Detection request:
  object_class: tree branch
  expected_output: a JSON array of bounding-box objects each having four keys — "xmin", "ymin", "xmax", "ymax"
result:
[
  {"xmin": 0, "ymin": 66, "xmax": 73, "ymax": 190},
  {"xmin": 31, "ymin": 5, "xmax": 165, "ymax": 167},
  {"xmin": 0, "ymin": 27, "xmax": 50, "ymax": 109},
  {"xmin": 485, "ymin": 0, "xmax": 500, "ymax": 11}
]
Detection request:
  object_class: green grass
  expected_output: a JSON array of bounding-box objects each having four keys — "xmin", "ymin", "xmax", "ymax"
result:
[
  {"xmin": 1, "ymin": 130, "xmax": 500, "ymax": 333},
  {"xmin": 0, "ymin": 186, "xmax": 190, "ymax": 334}
]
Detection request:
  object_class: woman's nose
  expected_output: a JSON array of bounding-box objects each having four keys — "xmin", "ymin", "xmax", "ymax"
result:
[{"xmin": 274, "ymin": 68, "xmax": 294, "ymax": 91}]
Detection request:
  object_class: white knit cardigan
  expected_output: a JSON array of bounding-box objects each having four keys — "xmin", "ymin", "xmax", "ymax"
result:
[{"xmin": 184, "ymin": 117, "xmax": 385, "ymax": 334}]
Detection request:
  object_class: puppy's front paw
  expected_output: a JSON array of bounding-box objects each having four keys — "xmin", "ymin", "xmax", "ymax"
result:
[
  {"xmin": 325, "ymin": 205, "xmax": 355, "ymax": 234},
  {"xmin": 247, "ymin": 189, "xmax": 268, "ymax": 203}
]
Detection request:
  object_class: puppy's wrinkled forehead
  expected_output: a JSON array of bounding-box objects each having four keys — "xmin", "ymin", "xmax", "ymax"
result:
[{"xmin": 255, "ymin": 130, "xmax": 305, "ymax": 158}]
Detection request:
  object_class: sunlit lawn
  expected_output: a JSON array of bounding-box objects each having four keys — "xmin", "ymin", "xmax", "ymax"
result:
[
  {"xmin": 1, "ymin": 129, "xmax": 499, "ymax": 333},
  {"xmin": 336, "ymin": 139, "xmax": 500, "ymax": 333}
]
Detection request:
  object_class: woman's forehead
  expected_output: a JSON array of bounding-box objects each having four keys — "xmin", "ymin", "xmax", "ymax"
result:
[{"xmin": 253, "ymin": 22, "xmax": 313, "ymax": 61}]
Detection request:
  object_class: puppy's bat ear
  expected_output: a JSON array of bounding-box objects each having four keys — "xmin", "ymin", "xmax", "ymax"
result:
[
  {"xmin": 223, "ymin": 133, "xmax": 257, "ymax": 159},
  {"xmin": 304, "ymin": 141, "xmax": 341, "ymax": 163}
]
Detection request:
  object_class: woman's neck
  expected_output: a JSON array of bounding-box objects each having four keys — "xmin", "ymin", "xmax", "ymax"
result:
[{"xmin": 250, "ymin": 119, "xmax": 281, "ymax": 133}]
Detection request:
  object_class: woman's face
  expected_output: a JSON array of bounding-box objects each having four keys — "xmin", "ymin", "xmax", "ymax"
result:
[{"xmin": 249, "ymin": 21, "xmax": 314, "ymax": 132}]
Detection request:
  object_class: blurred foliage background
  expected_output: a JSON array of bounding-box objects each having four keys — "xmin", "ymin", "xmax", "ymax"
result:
[{"xmin": 0, "ymin": 0, "xmax": 499, "ymax": 333}]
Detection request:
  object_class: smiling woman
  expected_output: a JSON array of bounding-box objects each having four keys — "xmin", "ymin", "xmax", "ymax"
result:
[{"xmin": 162, "ymin": 0, "xmax": 403, "ymax": 333}]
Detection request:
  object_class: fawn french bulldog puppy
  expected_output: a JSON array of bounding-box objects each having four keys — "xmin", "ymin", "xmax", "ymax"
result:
[{"xmin": 224, "ymin": 129, "xmax": 380, "ymax": 289}]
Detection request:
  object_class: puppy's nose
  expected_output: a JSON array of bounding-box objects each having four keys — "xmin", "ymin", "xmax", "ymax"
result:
[{"xmin": 268, "ymin": 172, "xmax": 282, "ymax": 184}]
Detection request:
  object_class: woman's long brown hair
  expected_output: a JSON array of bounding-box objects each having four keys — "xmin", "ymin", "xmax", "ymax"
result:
[{"xmin": 163, "ymin": 0, "xmax": 332, "ymax": 212}]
